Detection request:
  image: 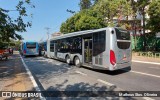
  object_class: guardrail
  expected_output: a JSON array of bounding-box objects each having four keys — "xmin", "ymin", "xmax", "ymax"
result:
[{"xmin": 132, "ymin": 52, "xmax": 160, "ymax": 58}]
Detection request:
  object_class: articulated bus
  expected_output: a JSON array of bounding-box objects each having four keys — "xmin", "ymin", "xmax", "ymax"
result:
[
  {"xmin": 46, "ymin": 27, "xmax": 131, "ymax": 71},
  {"xmin": 20, "ymin": 41, "xmax": 39, "ymax": 56}
]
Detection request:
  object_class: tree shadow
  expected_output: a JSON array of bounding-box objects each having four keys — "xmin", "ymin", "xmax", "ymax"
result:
[
  {"xmin": 0, "ymin": 54, "xmax": 22, "ymax": 79},
  {"xmin": 44, "ymin": 80, "xmax": 136, "ymax": 100}
]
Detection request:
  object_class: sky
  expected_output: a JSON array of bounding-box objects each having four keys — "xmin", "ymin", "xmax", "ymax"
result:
[{"xmin": 0, "ymin": 0, "xmax": 80, "ymax": 42}]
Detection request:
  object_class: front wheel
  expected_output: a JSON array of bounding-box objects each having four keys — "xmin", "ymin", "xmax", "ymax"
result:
[{"xmin": 74, "ymin": 57, "xmax": 81, "ymax": 67}]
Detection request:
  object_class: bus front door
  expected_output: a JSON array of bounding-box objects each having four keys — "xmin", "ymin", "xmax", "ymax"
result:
[{"xmin": 84, "ymin": 38, "xmax": 92, "ymax": 65}]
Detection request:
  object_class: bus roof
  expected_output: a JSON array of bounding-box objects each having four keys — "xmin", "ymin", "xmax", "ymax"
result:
[
  {"xmin": 50, "ymin": 27, "xmax": 114, "ymax": 41},
  {"xmin": 22, "ymin": 41, "xmax": 38, "ymax": 43}
]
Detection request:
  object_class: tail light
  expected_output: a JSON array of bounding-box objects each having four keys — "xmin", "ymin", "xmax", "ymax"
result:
[
  {"xmin": 110, "ymin": 50, "xmax": 116, "ymax": 66},
  {"xmin": 24, "ymin": 50, "xmax": 26, "ymax": 54}
]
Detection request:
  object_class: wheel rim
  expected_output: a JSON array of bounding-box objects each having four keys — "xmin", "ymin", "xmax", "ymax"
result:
[
  {"xmin": 66, "ymin": 56, "xmax": 70, "ymax": 63},
  {"xmin": 75, "ymin": 58, "xmax": 80, "ymax": 65}
]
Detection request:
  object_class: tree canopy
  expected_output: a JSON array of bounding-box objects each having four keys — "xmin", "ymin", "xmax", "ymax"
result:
[
  {"xmin": 79, "ymin": 0, "xmax": 92, "ymax": 10},
  {"xmin": 60, "ymin": 0, "xmax": 133, "ymax": 33},
  {"xmin": 60, "ymin": 9, "xmax": 106, "ymax": 34},
  {"xmin": 0, "ymin": 0, "xmax": 34, "ymax": 42},
  {"xmin": 147, "ymin": 0, "xmax": 160, "ymax": 33}
]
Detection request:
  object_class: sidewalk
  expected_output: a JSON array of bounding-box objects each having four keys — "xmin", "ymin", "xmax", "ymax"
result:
[
  {"xmin": 0, "ymin": 51, "xmax": 35, "ymax": 99},
  {"xmin": 132, "ymin": 55, "xmax": 160, "ymax": 63}
]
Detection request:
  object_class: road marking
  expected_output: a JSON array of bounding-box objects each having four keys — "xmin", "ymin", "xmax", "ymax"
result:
[
  {"xmin": 131, "ymin": 70, "xmax": 160, "ymax": 78},
  {"xmin": 132, "ymin": 60, "xmax": 160, "ymax": 65},
  {"xmin": 75, "ymin": 71, "xmax": 87, "ymax": 76},
  {"xmin": 97, "ymin": 79, "xmax": 114, "ymax": 86},
  {"xmin": 143, "ymin": 97, "xmax": 155, "ymax": 100},
  {"xmin": 20, "ymin": 55, "xmax": 46, "ymax": 100}
]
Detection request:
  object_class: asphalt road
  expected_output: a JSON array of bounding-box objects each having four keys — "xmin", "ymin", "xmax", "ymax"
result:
[{"xmin": 22, "ymin": 56, "xmax": 160, "ymax": 100}]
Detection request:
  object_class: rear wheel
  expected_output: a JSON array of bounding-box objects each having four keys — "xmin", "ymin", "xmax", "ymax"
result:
[
  {"xmin": 43, "ymin": 52, "xmax": 45, "ymax": 56},
  {"xmin": 74, "ymin": 57, "xmax": 81, "ymax": 67},
  {"xmin": 66, "ymin": 55, "xmax": 71, "ymax": 64}
]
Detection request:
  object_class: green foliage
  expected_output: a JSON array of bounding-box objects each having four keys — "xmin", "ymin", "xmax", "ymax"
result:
[
  {"xmin": 0, "ymin": 41, "xmax": 8, "ymax": 49},
  {"xmin": 156, "ymin": 38, "xmax": 160, "ymax": 51},
  {"xmin": 93, "ymin": 0, "xmax": 133, "ymax": 25},
  {"xmin": 0, "ymin": 0, "xmax": 34, "ymax": 42},
  {"xmin": 147, "ymin": 0, "xmax": 160, "ymax": 33},
  {"xmin": 79, "ymin": 0, "xmax": 92, "ymax": 10},
  {"xmin": 75, "ymin": 15, "xmax": 102, "ymax": 31},
  {"xmin": 60, "ymin": 0, "xmax": 133, "ymax": 33},
  {"xmin": 60, "ymin": 9, "xmax": 106, "ymax": 33},
  {"xmin": 145, "ymin": 33, "xmax": 156, "ymax": 51},
  {"xmin": 136, "ymin": 36, "xmax": 144, "ymax": 51},
  {"xmin": 134, "ymin": 33, "xmax": 159, "ymax": 51}
]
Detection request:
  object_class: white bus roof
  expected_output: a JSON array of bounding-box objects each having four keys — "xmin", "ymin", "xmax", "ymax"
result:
[{"xmin": 50, "ymin": 27, "xmax": 114, "ymax": 41}]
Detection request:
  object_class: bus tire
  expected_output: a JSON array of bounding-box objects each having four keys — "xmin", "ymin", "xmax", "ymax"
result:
[
  {"xmin": 65, "ymin": 55, "xmax": 71, "ymax": 64},
  {"xmin": 43, "ymin": 52, "xmax": 45, "ymax": 56},
  {"xmin": 74, "ymin": 56, "xmax": 81, "ymax": 67},
  {"xmin": 127, "ymin": 66, "xmax": 131, "ymax": 71}
]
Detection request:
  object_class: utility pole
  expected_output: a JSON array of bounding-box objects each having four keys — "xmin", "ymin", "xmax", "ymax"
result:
[{"xmin": 44, "ymin": 27, "xmax": 51, "ymax": 40}]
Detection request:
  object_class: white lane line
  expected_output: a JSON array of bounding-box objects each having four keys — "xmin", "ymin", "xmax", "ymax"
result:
[
  {"xmin": 131, "ymin": 70, "xmax": 160, "ymax": 78},
  {"xmin": 143, "ymin": 97, "xmax": 155, "ymax": 100},
  {"xmin": 75, "ymin": 71, "xmax": 87, "ymax": 76},
  {"xmin": 20, "ymin": 55, "xmax": 46, "ymax": 100},
  {"xmin": 97, "ymin": 79, "xmax": 155, "ymax": 100},
  {"xmin": 97, "ymin": 79, "xmax": 114, "ymax": 86},
  {"xmin": 132, "ymin": 60, "xmax": 160, "ymax": 65}
]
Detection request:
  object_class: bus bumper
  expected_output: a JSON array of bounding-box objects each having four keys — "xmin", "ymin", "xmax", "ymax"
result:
[{"xmin": 116, "ymin": 62, "xmax": 131, "ymax": 70}]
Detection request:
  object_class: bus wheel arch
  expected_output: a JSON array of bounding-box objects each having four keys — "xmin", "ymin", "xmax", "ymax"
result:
[
  {"xmin": 73, "ymin": 56, "xmax": 81, "ymax": 67},
  {"xmin": 65, "ymin": 54, "xmax": 71, "ymax": 64}
]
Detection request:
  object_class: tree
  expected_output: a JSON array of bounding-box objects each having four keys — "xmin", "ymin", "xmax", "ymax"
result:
[
  {"xmin": 60, "ymin": 13, "xmax": 81, "ymax": 33},
  {"xmin": 134, "ymin": 0, "xmax": 151, "ymax": 51},
  {"xmin": 147, "ymin": 0, "xmax": 160, "ymax": 33},
  {"xmin": 0, "ymin": 0, "xmax": 34, "ymax": 42},
  {"xmin": 93, "ymin": 0, "xmax": 133, "ymax": 26},
  {"xmin": 61, "ymin": 0, "xmax": 133, "ymax": 34},
  {"xmin": 60, "ymin": 9, "xmax": 106, "ymax": 33},
  {"xmin": 75, "ymin": 13, "xmax": 102, "ymax": 31},
  {"xmin": 79, "ymin": 0, "xmax": 92, "ymax": 10}
]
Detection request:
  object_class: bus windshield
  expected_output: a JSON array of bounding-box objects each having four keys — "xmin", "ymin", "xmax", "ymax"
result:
[
  {"xmin": 26, "ymin": 42, "xmax": 36, "ymax": 48},
  {"xmin": 115, "ymin": 28, "xmax": 130, "ymax": 40}
]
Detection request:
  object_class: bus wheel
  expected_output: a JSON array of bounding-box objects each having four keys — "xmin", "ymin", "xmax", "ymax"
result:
[
  {"xmin": 43, "ymin": 52, "xmax": 45, "ymax": 56},
  {"xmin": 74, "ymin": 57, "xmax": 81, "ymax": 67},
  {"xmin": 66, "ymin": 55, "xmax": 71, "ymax": 64}
]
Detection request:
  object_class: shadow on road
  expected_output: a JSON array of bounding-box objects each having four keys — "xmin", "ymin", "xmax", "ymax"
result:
[
  {"xmin": 81, "ymin": 66, "xmax": 131, "ymax": 76},
  {"xmin": 0, "ymin": 54, "xmax": 23, "ymax": 78},
  {"xmin": 20, "ymin": 57, "xmax": 137, "ymax": 100},
  {"xmin": 44, "ymin": 80, "xmax": 136, "ymax": 100}
]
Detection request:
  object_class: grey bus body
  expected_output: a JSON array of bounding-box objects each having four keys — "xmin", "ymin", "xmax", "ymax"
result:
[{"xmin": 46, "ymin": 27, "xmax": 131, "ymax": 71}]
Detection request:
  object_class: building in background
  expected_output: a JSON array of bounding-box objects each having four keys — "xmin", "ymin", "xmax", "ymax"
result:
[{"xmin": 51, "ymin": 32, "xmax": 63, "ymax": 38}]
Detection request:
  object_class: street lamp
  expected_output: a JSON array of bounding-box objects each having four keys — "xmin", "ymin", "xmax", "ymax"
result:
[{"xmin": 44, "ymin": 27, "xmax": 51, "ymax": 40}]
